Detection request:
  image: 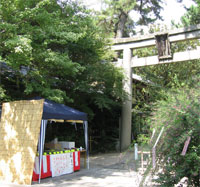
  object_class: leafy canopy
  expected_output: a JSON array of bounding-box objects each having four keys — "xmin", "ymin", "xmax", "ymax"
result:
[{"xmin": 0, "ymin": 0, "xmax": 124, "ymax": 115}]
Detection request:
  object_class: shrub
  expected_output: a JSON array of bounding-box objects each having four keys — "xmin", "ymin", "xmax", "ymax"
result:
[{"xmin": 149, "ymin": 80, "xmax": 200, "ymax": 186}]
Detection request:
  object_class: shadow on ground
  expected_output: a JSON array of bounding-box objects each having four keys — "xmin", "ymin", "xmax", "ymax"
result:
[{"xmin": 0, "ymin": 151, "xmax": 155, "ymax": 187}]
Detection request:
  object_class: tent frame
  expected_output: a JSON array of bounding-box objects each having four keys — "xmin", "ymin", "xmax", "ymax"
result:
[{"xmin": 37, "ymin": 120, "xmax": 89, "ymax": 184}]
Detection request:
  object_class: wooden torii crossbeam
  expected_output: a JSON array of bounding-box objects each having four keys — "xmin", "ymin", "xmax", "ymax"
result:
[{"xmin": 112, "ymin": 24, "xmax": 200, "ymax": 151}]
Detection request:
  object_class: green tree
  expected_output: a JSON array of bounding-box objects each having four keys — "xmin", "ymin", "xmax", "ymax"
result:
[
  {"xmin": 98, "ymin": 0, "xmax": 163, "ymax": 38},
  {"xmin": 0, "ymin": 0, "xmax": 124, "ymax": 105},
  {"xmin": 180, "ymin": 0, "xmax": 200, "ymax": 26},
  {"xmin": 0, "ymin": 0, "xmax": 126, "ymax": 152}
]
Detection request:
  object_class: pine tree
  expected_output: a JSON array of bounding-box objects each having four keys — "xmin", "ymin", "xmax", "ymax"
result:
[{"xmin": 99, "ymin": 0, "xmax": 163, "ymax": 38}]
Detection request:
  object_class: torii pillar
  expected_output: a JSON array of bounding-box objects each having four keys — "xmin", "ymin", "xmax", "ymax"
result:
[{"xmin": 121, "ymin": 48, "xmax": 132, "ymax": 151}]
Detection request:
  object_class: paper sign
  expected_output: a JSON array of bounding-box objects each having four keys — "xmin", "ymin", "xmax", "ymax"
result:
[
  {"xmin": 181, "ymin": 136, "xmax": 191, "ymax": 156},
  {"xmin": 50, "ymin": 153, "xmax": 73, "ymax": 177}
]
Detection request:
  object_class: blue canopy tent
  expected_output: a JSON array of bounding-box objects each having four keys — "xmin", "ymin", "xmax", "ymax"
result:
[
  {"xmin": 0, "ymin": 98, "xmax": 89, "ymax": 184},
  {"xmin": 37, "ymin": 98, "xmax": 89, "ymax": 183},
  {"xmin": 41, "ymin": 98, "xmax": 87, "ymax": 121}
]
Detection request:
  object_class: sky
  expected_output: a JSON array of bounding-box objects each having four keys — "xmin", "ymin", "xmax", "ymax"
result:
[
  {"xmin": 160, "ymin": 0, "xmax": 195, "ymax": 26},
  {"xmin": 81, "ymin": 0, "xmax": 195, "ymax": 27}
]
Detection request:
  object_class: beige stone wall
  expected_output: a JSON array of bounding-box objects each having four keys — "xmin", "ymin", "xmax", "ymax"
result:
[{"xmin": 0, "ymin": 99, "xmax": 44, "ymax": 185}]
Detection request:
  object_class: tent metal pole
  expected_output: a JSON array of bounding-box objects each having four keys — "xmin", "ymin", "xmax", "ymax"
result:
[
  {"xmin": 84, "ymin": 121, "xmax": 89, "ymax": 169},
  {"xmin": 38, "ymin": 120, "xmax": 47, "ymax": 184}
]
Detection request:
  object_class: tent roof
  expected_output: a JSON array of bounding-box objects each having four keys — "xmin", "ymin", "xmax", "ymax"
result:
[
  {"xmin": 0, "ymin": 97, "xmax": 87, "ymax": 121},
  {"xmin": 41, "ymin": 97, "xmax": 87, "ymax": 121}
]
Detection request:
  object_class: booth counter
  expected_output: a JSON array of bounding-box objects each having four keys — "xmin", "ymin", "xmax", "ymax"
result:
[{"xmin": 32, "ymin": 149, "xmax": 81, "ymax": 181}]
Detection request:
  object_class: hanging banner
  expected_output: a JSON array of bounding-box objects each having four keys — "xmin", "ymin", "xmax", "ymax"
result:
[{"xmin": 50, "ymin": 153, "xmax": 73, "ymax": 177}]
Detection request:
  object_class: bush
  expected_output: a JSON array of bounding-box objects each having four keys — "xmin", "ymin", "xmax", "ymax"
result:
[{"xmin": 149, "ymin": 79, "xmax": 200, "ymax": 186}]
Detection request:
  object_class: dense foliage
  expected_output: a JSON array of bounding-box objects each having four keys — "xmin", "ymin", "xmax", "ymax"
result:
[
  {"xmin": 0, "ymin": 0, "xmax": 124, "ymax": 109},
  {"xmin": 148, "ymin": 77, "xmax": 200, "ymax": 186},
  {"xmin": 0, "ymin": 0, "xmax": 125, "ymax": 151},
  {"xmin": 130, "ymin": 1, "xmax": 200, "ymax": 185}
]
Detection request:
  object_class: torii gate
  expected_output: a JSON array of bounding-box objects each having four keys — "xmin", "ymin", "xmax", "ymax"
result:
[{"xmin": 112, "ymin": 24, "xmax": 200, "ymax": 151}]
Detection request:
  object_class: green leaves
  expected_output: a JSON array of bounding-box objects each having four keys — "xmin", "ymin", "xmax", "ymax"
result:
[
  {"xmin": 0, "ymin": 0, "xmax": 124, "ymax": 115},
  {"xmin": 4, "ymin": 35, "xmax": 32, "ymax": 66},
  {"xmin": 149, "ymin": 78, "xmax": 200, "ymax": 186},
  {"xmin": 0, "ymin": 0, "xmax": 127, "ymax": 154}
]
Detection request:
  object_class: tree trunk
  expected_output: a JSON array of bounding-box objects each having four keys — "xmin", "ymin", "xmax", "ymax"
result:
[{"xmin": 115, "ymin": 11, "xmax": 128, "ymax": 38}]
